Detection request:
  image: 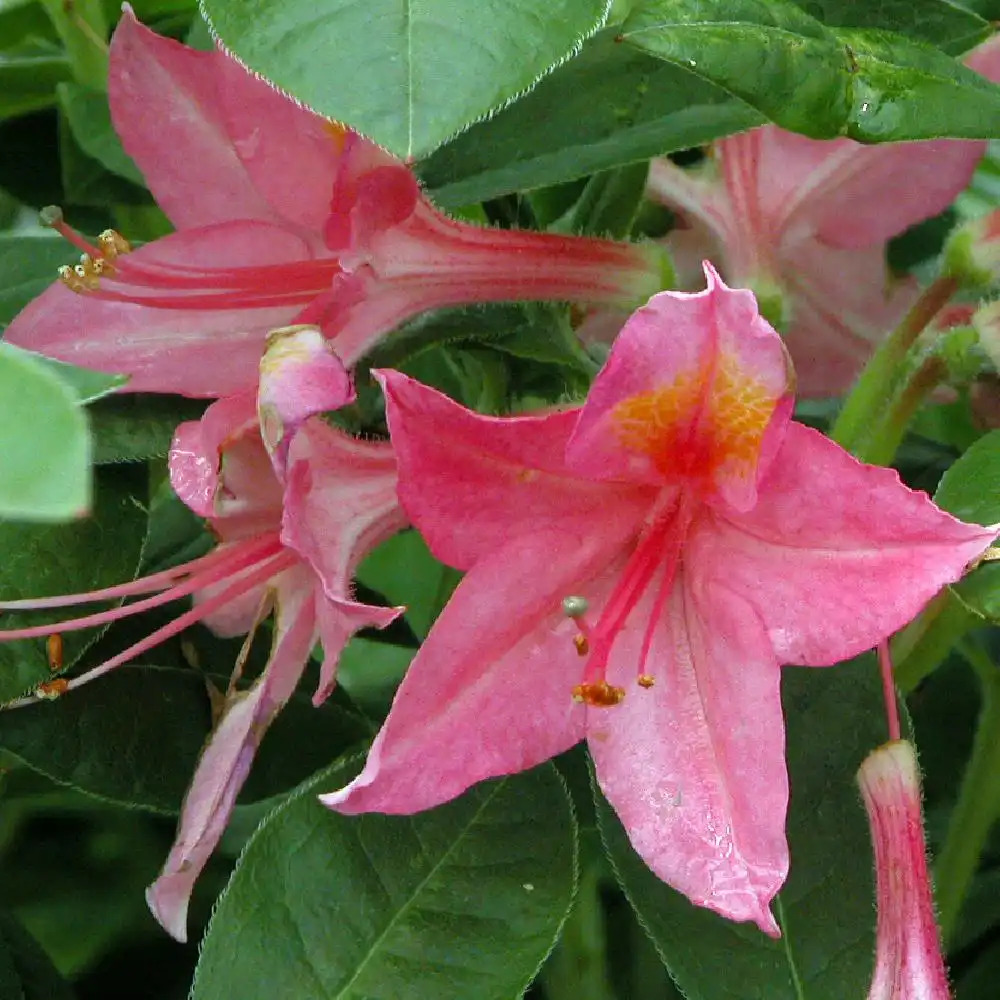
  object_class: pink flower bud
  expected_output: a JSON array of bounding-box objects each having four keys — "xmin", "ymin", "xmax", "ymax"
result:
[{"xmin": 857, "ymin": 740, "xmax": 951, "ymax": 1000}]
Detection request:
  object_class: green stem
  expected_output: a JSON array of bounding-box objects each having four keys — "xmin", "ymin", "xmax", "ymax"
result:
[
  {"xmin": 935, "ymin": 641, "xmax": 1000, "ymax": 943},
  {"xmin": 859, "ymin": 356, "xmax": 947, "ymax": 466},
  {"xmin": 40, "ymin": 0, "xmax": 108, "ymax": 90},
  {"xmin": 539, "ymin": 865, "xmax": 616, "ymax": 1000},
  {"xmin": 892, "ymin": 590, "xmax": 977, "ymax": 695},
  {"xmin": 831, "ymin": 277, "xmax": 958, "ymax": 455}
]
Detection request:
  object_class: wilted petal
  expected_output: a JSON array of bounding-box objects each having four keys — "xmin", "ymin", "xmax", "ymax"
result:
[
  {"xmin": 858, "ymin": 740, "xmax": 951, "ymax": 1000},
  {"xmin": 591, "ymin": 576, "xmax": 786, "ymax": 936},
  {"xmin": 693, "ymin": 423, "xmax": 996, "ymax": 666},
  {"xmin": 146, "ymin": 579, "xmax": 317, "ymax": 941},
  {"xmin": 257, "ymin": 325, "xmax": 354, "ymax": 470}
]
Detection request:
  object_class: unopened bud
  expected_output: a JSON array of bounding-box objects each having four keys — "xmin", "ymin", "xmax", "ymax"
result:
[
  {"xmin": 943, "ymin": 211, "xmax": 1000, "ymax": 290},
  {"xmin": 857, "ymin": 740, "xmax": 951, "ymax": 1000}
]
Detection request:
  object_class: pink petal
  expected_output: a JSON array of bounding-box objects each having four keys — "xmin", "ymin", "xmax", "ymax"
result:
[
  {"xmin": 169, "ymin": 392, "xmax": 258, "ymax": 517},
  {"xmin": 257, "ymin": 326, "xmax": 354, "ymax": 472},
  {"xmin": 964, "ymin": 32, "xmax": 1000, "ymax": 79},
  {"xmin": 146, "ymin": 579, "xmax": 317, "ymax": 942},
  {"xmin": 646, "ymin": 155, "xmax": 735, "ymax": 251},
  {"xmin": 591, "ymin": 577, "xmax": 787, "ymax": 935},
  {"xmin": 691, "ymin": 423, "xmax": 996, "ymax": 666},
  {"xmin": 378, "ymin": 369, "xmax": 651, "ymax": 570},
  {"xmin": 109, "ymin": 11, "xmax": 276, "ymax": 229},
  {"xmin": 780, "ymin": 240, "xmax": 921, "ymax": 396},
  {"xmin": 566, "ymin": 264, "xmax": 791, "ymax": 511},
  {"xmin": 3, "ymin": 221, "xmax": 314, "ymax": 397},
  {"xmin": 216, "ymin": 52, "xmax": 347, "ymax": 234},
  {"xmin": 313, "ymin": 595, "xmax": 400, "ymax": 707},
  {"xmin": 321, "ymin": 529, "xmax": 632, "ymax": 816},
  {"xmin": 279, "ymin": 419, "xmax": 408, "ymax": 597}
]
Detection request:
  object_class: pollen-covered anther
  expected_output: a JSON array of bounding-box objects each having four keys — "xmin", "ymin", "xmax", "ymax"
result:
[
  {"xmin": 97, "ymin": 229, "xmax": 131, "ymax": 258},
  {"xmin": 46, "ymin": 634, "xmax": 63, "ymax": 672},
  {"xmin": 572, "ymin": 680, "xmax": 626, "ymax": 707},
  {"xmin": 637, "ymin": 673, "xmax": 655, "ymax": 689},
  {"xmin": 35, "ymin": 678, "xmax": 69, "ymax": 700},
  {"xmin": 573, "ymin": 634, "xmax": 589, "ymax": 656}
]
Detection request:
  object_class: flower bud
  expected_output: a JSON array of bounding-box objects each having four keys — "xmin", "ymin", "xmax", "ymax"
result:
[
  {"xmin": 943, "ymin": 211, "xmax": 1000, "ymax": 289},
  {"xmin": 857, "ymin": 740, "xmax": 951, "ymax": 1000}
]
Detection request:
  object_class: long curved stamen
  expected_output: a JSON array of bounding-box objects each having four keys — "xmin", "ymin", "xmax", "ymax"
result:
[
  {"xmin": 2, "ymin": 546, "xmax": 298, "ymax": 710},
  {"xmin": 43, "ymin": 209, "xmax": 340, "ymax": 309},
  {"xmin": 0, "ymin": 540, "xmax": 269, "ymax": 611},
  {"xmin": 568, "ymin": 495, "xmax": 689, "ymax": 708},
  {"xmin": 0, "ymin": 537, "xmax": 283, "ymax": 641}
]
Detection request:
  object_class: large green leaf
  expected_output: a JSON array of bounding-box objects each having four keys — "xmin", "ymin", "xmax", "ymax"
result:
[
  {"xmin": 191, "ymin": 760, "xmax": 577, "ymax": 1000},
  {"xmin": 934, "ymin": 429, "xmax": 1000, "ymax": 526},
  {"xmin": 0, "ymin": 910, "xmax": 74, "ymax": 1000},
  {"xmin": 0, "ymin": 464, "xmax": 147, "ymax": 702},
  {"xmin": 57, "ymin": 82, "xmax": 145, "ymax": 185},
  {"xmin": 0, "ymin": 342, "xmax": 90, "ymax": 522},
  {"xmin": 597, "ymin": 657, "xmax": 886, "ymax": 999},
  {"xmin": 620, "ymin": 0, "xmax": 1000, "ymax": 141},
  {"xmin": 0, "ymin": 235, "xmax": 72, "ymax": 326},
  {"xmin": 0, "ymin": 664, "xmax": 371, "ymax": 812},
  {"xmin": 0, "ymin": 53, "xmax": 71, "ymax": 121},
  {"xmin": 200, "ymin": 0, "xmax": 609, "ymax": 160},
  {"xmin": 418, "ymin": 31, "xmax": 764, "ymax": 207}
]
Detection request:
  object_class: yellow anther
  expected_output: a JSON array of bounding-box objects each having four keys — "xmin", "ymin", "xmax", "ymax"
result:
[
  {"xmin": 98, "ymin": 229, "xmax": 131, "ymax": 258},
  {"xmin": 572, "ymin": 680, "xmax": 626, "ymax": 708},
  {"xmin": 637, "ymin": 674, "xmax": 655, "ymax": 689},
  {"xmin": 58, "ymin": 264, "xmax": 90, "ymax": 293},
  {"xmin": 35, "ymin": 678, "xmax": 69, "ymax": 700},
  {"xmin": 573, "ymin": 634, "xmax": 589, "ymax": 656}
]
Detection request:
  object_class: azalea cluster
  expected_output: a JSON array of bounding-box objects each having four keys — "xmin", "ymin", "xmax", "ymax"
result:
[{"xmin": 3, "ymin": 11, "xmax": 999, "ymax": 995}]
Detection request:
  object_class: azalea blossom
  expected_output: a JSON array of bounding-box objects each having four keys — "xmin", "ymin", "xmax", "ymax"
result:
[
  {"xmin": 858, "ymin": 740, "xmax": 951, "ymax": 1000},
  {"xmin": 643, "ymin": 40, "xmax": 1000, "ymax": 396},
  {"xmin": 0, "ymin": 327, "xmax": 407, "ymax": 940},
  {"xmin": 3, "ymin": 11, "xmax": 667, "ymax": 398},
  {"xmin": 322, "ymin": 265, "xmax": 994, "ymax": 933}
]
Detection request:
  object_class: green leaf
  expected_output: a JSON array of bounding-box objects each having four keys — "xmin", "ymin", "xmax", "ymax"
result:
[
  {"xmin": 0, "ymin": 464, "xmax": 147, "ymax": 703},
  {"xmin": 0, "ymin": 235, "xmax": 72, "ymax": 325},
  {"xmin": 0, "ymin": 53, "xmax": 71, "ymax": 122},
  {"xmin": 934, "ymin": 429, "xmax": 1000, "ymax": 525},
  {"xmin": 0, "ymin": 664, "xmax": 371, "ymax": 812},
  {"xmin": 797, "ymin": 0, "xmax": 990, "ymax": 54},
  {"xmin": 56, "ymin": 82, "xmax": 146, "ymax": 186},
  {"xmin": 201, "ymin": 0, "xmax": 609, "ymax": 160},
  {"xmin": 0, "ymin": 342, "xmax": 90, "ymax": 521},
  {"xmin": 597, "ymin": 657, "xmax": 884, "ymax": 999},
  {"xmin": 0, "ymin": 910, "xmax": 74, "ymax": 1000},
  {"xmin": 191, "ymin": 760, "xmax": 578, "ymax": 1000},
  {"xmin": 619, "ymin": 0, "xmax": 1000, "ymax": 141},
  {"xmin": 89, "ymin": 394, "xmax": 206, "ymax": 464},
  {"xmin": 570, "ymin": 161, "xmax": 651, "ymax": 238},
  {"xmin": 418, "ymin": 31, "xmax": 764, "ymax": 207},
  {"xmin": 3, "ymin": 345, "xmax": 127, "ymax": 403},
  {"xmin": 58, "ymin": 111, "xmax": 150, "ymax": 207}
]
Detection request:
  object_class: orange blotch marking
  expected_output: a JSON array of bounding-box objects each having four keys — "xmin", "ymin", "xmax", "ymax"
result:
[{"xmin": 611, "ymin": 352, "xmax": 775, "ymax": 479}]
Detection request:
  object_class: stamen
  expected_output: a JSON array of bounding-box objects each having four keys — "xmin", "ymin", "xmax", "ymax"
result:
[
  {"xmin": 3, "ymin": 548, "xmax": 297, "ymax": 711},
  {"xmin": 0, "ymin": 536, "xmax": 282, "ymax": 641},
  {"xmin": 637, "ymin": 674, "xmax": 655, "ymax": 689},
  {"xmin": 47, "ymin": 634, "xmax": 63, "ymax": 671},
  {"xmin": 573, "ymin": 634, "xmax": 589, "ymax": 656},
  {"xmin": 572, "ymin": 680, "xmax": 626, "ymax": 707}
]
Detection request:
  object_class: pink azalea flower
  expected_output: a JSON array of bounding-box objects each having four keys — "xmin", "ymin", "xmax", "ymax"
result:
[
  {"xmin": 0, "ymin": 327, "xmax": 407, "ymax": 940},
  {"xmin": 858, "ymin": 740, "xmax": 951, "ymax": 1000},
  {"xmin": 322, "ymin": 265, "xmax": 994, "ymax": 934},
  {"xmin": 644, "ymin": 40, "xmax": 1000, "ymax": 396},
  {"xmin": 3, "ymin": 11, "xmax": 666, "ymax": 399}
]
